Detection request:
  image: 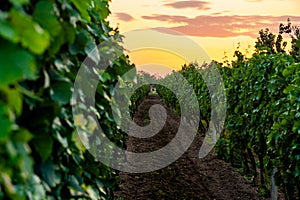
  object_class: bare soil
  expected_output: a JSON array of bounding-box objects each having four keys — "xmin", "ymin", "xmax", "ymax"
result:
[{"xmin": 114, "ymin": 94, "xmax": 268, "ymax": 200}]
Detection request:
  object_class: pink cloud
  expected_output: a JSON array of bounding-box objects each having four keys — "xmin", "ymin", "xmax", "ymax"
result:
[
  {"xmin": 115, "ymin": 13, "xmax": 135, "ymax": 22},
  {"xmin": 142, "ymin": 14, "xmax": 300, "ymax": 37},
  {"xmin": 164, "ymin": 1, "xmax": 211, "ymax": 10},
  {"xmin": 143, "ymin": 15, "xmax": 188, "ymax": 23}
]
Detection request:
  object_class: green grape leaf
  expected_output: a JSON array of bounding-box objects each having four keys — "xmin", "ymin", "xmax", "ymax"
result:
[
  {"xmin": 10, "ymin": 9, "xmax": 50, "ymax": 54},
  {"xmin": 60, "ymin": 22, "xmax": 76, "ymax": 45},
  {"xmin": 40, "ymin": 160, "xmax": 61, "ymax": 187},
  {"xmin": 0, "ymin": 86, "xmax": 23, "ymax": 116},
  {"xmin": 70, "ymin": 0, "xmax": 91, "ymax": 22},
  {"xmin": 93, "ymin": 1, "xmax": 110, "ymax": 20},
  {"xmin": 12, "ymin": 129, "xmax": 33, "ymax": 142},
  {"xmin": 33, "ymin": 1, "xmax": 62, "ymax": 37},
  {"xmin": 292, "ymin": 120, "xmax": 300, "ymax": 133},
  {"xmin": 0, "ymin": 39, "xmax": 36, "ymax": 86},
  {"xmin": 0, "ymin": 20, "xmax": 19, "ymax": 42},
  {"xmin": 69, "ymin": 175, "xmax": 85, "ymax": 193},
  {"xmin": 0, "ymin": 105, "xmax": 11, "ymax": 141},
  {"xmin": 32, "ymin": 132, "xmax": 53, "ymax": 162},
  {"xmin": 69, "ymin": 30, "xmax": 90, "ymax": 54},
  {"xmin": 50, "ymin": 81, "xmax": 72, "ymax": 105},
  {"xmin": 48, "ymin": 33, "xmax": 65, "ymax": 56}
]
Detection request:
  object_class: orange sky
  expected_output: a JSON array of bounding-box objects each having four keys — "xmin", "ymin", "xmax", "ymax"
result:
[{"xmin": 108, "ymin": 0, "xmax": 300, "ymax": 76}]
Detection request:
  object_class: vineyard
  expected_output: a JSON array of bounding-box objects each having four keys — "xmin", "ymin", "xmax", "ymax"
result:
[
  {"xmin": 156, "ymin": 23, "xmax": 300, "ymax": 199},
  {"xmin": 0, "ymin": 0, "xmax": 299, "ymax": 199},
  {"xmin": 158, "ymin": 57, "xmax": 300, "ymax": 198}
]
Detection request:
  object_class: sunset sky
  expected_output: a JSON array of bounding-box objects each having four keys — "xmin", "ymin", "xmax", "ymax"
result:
[{"xmin": 108, "ymin": 0, "xmax": 300, "ymax": 76}]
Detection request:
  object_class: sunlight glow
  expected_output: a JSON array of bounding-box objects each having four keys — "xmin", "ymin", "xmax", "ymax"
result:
[{"xmin": 108, "ymin": 0, "xmax": 300, "ymax": 76}]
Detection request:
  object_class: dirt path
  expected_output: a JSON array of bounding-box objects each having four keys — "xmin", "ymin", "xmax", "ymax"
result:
[{"xmin": 114, "ymin": 94, "xmax": 267, "ymax": 200}]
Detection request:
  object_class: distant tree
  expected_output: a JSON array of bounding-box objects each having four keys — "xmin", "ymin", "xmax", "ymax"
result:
[
  {"xmin": 255, "ymin": 19, "xmax": 300, "ymax": 62},
  {"xmin": 255, "ymin": 28, "xmax": 277, "ymax": 54},
  {"xmin": 279, "ymin": 19, "xmax": 300, "ymax": 61}
]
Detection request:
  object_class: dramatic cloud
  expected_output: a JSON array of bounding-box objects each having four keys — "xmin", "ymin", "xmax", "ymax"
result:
[
  {"xmin": 115, "ymin": 13, "xmax": 135, "ymax": 21},
  {"xmin": 142, "ymin": 14, "xmax": 300, "ymax": 37},
  {"xmin": 164, "ymin": 1, "xmax": 210, "ymax": 10}
]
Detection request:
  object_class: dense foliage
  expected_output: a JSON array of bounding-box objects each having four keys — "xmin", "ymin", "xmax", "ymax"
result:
[
  {"xmin": 219, "ymin": 52, "xmax": 300, "ymax": 198},
  {"xmin": 157, "ymin": 21, "xmax": 300, "ymax": 199},
  {"xmin": 0, "ymin": 0, "xmax": 135, "ymax": 199},
  {"xmin": 129, "ymin": 73, "xmax": 152, "ymax": 117},
  {"xmin": 219, "ymin": 23, "xmax": 300, "ymax": 198}
]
